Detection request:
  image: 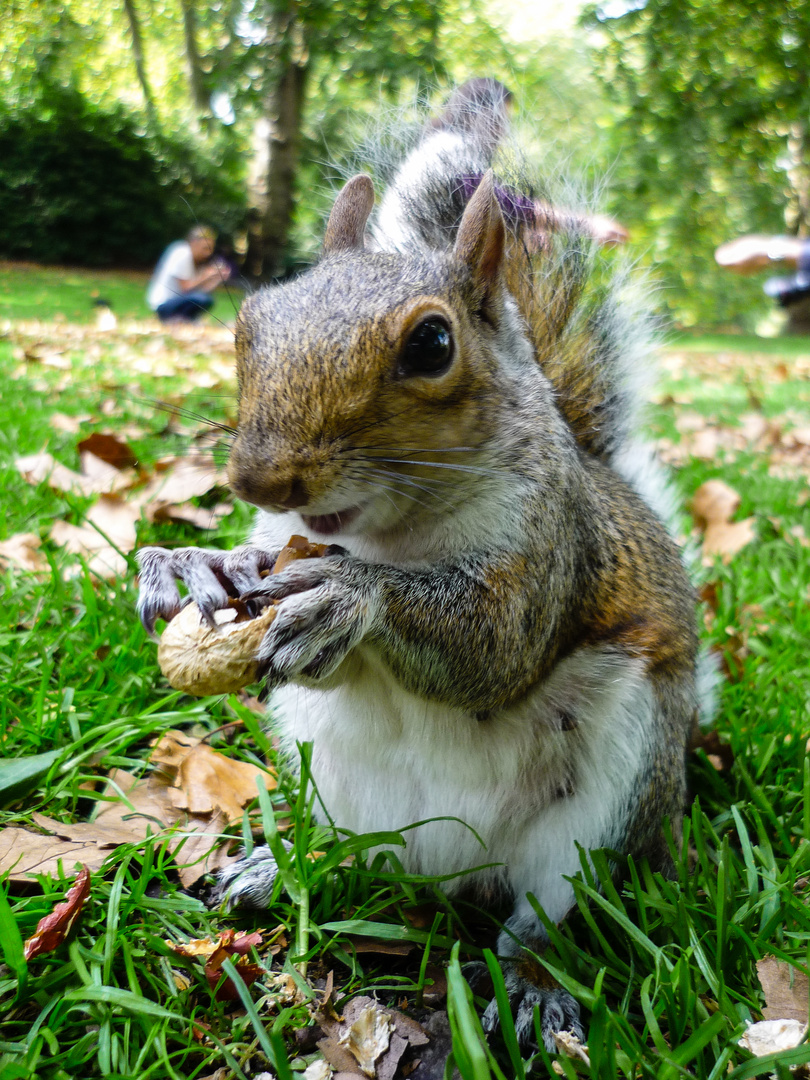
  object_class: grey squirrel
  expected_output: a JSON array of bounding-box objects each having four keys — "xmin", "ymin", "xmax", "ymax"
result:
[{"xmin": 137, "ymin": 79, "xmax": 711, "ymax": 1051}]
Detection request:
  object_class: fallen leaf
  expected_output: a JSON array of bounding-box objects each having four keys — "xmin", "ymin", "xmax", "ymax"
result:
[
  {"xmin": 739, "ymin": 1019, "xmax": 808, "ymax": 1056},
  {"xmin": 50, "ymin": 518, "xmax": 129, "ymax": 581},
  {"xmin": 690, "ymin": 480, "xmax": 756, "ymax": 564},
  {"xmin": 553, "ymin": 1030, "xmax": 591, "ymax": 1064},
  {"xmin": 136, "ymin": 455, "xmax": 226, "ymax": 506},
  {"xmin": 16, "ymin": 451, "xmax": 98, "ymax": 497},
  {"xmin": 149, "ymin": 729, "xmax": 277, "ymax": 823},
  {"xmin": 757, "ymin": 956, "xmax": 810, "ymax": 1024},
  {"xmin": 303, "ymin": 1060, "xmax": 333, "ymax": 1080},
  {"xmin": 702, "ymin": 518, "xmax": 757, "ymax": 563},
  {"xmin": 0, "ymin": 532, "xmax": 48, "ymax": 574},
  {"xmin": 49, "ymin": 413, "xmax": 90, "ymax": 434},
  {"xmin": 340, "ymin": 1006, "xmax": 393, "ymax": 1076},
  {"xmin": 23, "ymin": 865, "xmax": 91, "ymax": 960},
  {"xmin": 344, "ymin": 937, "xmax": 417, "ymax": 957},
  {"xmin": 146, "ymin": 500, "xmax": 233, "ymax": 530},
  {"xmin": 168, "ymin": 928, "xmax": 266, "ymax": 1002},
  {"xmin": 77, "ymin": 431, "xmax": 137, "ymax": 470},
  {"xmin": 691, "ymin": 479, "xmax": 741, "ymax": 529},
  {"xmin": 0, "ymin": 823, "xmax": 121, "ymax": 880},
  {"xmin": 318, "ymin": 997, "xmax": 428, "ymax": 1080}
]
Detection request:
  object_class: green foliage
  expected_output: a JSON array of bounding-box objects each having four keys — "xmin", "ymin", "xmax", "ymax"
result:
[
  {"xmin": 581, "ymin": 0, "xmax": 810, "ymax": 329},
  {"xmin": 0, "ymin": 89, "xmax": 246, "ymax": 268}
]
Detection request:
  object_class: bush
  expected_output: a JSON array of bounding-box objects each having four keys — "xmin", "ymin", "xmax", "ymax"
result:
[{"xmin": 0, "ymin": 90, "xmax": 246, "ymax": 268}]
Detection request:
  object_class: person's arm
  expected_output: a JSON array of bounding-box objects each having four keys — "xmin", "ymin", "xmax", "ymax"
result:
[
  {"xmin": 177, "ymin": 259, "xmax": 231, "ymax": 293},
  {"xmin": 714, "ymin": 234, "xmax": 807, "ymax": 274}
]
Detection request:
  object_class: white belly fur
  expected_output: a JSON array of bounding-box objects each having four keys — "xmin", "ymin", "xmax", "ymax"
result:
[{"xmin": 271, "ymin": 644, "xmax": 655, "ymax": 924}]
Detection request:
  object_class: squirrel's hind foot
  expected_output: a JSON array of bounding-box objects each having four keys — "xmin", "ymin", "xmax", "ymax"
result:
[
  {"xmin": 481, "ymin": 965, "xmax": 584, "ymax": 1054},
  {"xmin": 210, "ymin": 843, "xmax": 287, "ymax": 910}
]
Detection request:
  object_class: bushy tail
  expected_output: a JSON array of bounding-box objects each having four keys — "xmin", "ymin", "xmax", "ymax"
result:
[{"xmin": 362, "ymin": 80, "xmax": 656, "ymax": 467}]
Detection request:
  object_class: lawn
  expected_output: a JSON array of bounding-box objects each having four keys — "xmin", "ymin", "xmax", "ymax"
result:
[{"xmin": 1, "ymin": 265, "xmax": 810, "ymax": 1079}]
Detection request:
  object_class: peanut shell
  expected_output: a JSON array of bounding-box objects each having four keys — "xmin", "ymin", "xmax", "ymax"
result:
[
  {"xmin": 155, "ymin": 535, "xmax": 329, "ymax": 696},
  {"xmin": 157, "ymin": 600, "xmax": 277, "ymax": 696}
]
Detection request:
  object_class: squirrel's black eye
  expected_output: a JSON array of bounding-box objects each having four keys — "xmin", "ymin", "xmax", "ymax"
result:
[{"xmin": 400, "ymin": 318, "xmax": 454, "ymax": 376}]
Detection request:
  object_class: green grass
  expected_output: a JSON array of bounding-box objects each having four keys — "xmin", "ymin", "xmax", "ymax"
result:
[
  {"xmin": 0, "ymin": 263, "xmax": 152, "ymax": 323},
  {"xmin": 0, "ymin": 262, "xmax": 244, "ymax": 324},
  {"xmin": 2, "ymin": 270, "xmax": 810, "ymax": 1078}
]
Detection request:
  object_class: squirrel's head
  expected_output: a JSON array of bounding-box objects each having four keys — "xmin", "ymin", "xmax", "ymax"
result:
[{"xmin": 229, "ymin": 172, "xmax": 520, "ymax": 537}]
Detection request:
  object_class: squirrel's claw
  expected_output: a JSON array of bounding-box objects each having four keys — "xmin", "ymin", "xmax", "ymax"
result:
[
  {"xmin": 135, "ymin": 545, "xmax": 280, "ymax": 634},
  {"xmin": 251, "ymin": 558, "xmax": 381, "ymax": 686},
  {"xmin": 481, "ymin": 969, "xmax": 584, "ymax": 1053}
]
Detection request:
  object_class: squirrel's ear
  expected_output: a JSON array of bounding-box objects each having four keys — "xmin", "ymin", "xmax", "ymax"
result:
[
  {"xmin": 323, "ymin": 174, "xmax": 375, "ymax": 255},
  {"xmin": 453, "ymin": 170, "xmax": 505, "ymax": 294}
]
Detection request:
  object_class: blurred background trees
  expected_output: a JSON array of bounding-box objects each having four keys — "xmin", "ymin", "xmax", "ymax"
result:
[{"xmin": 1, "ymin": 0, "xmax": 809, "ymax": 330}]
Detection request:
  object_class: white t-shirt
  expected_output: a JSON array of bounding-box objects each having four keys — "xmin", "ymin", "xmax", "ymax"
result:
[{"xmin": 146, "ymin": 241, "xmax": 196, "ymax": 309}]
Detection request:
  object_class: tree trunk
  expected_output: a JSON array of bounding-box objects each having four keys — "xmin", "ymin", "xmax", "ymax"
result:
[
  {"xmin": 121, "ymin": 0, "xmax": 158, "ymax": 126},
  {"xmin": 179, "ymin": 0, "xmax": 209, "ymax": 116},
  {"xmin": 245, "ymin": 19, "xmax": 309, "ymax": 281}
]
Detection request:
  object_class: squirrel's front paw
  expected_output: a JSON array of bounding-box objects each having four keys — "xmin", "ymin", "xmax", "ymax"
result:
[
  {"xmin": 136, "ymin": 545, "xmax": 278, "ymax": 635},
  {"xmin": 481, "ymin": 966, "xmax": 584, "ymax": 1053},
  {"xmin": 247, "ymin": 555, "xmax": 382, "ymax": 685}
]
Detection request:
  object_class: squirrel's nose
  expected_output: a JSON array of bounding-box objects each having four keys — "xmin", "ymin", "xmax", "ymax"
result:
[{"xmin": 228, "ymin": 465, "xmax": 310, "ymax": 511}]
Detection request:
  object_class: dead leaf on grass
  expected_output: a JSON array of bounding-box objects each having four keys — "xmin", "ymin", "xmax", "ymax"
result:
[
  {"xmin": 49, "ymin": 412, "xmax": 91, "ymax": 434},
  {"xmin": 739, "ymin": 1019, "xmax": 808, "ymax": 1057},
  {"xmin": 167, "ymin": 927, "xmax": 266, "ymax": 1001},
  {"xmin": 23, "ymin": 864, "xmax": 91, "ymax": 960},
  {"xmin": 317, "ymin": 996, "xmax": 428, "ymax": 1080},
  {"xmin": 757, "ymin": 956, "xmax": 810, "ymax": 1024},
  {"xmin": 149, "ymin": 729, "xmax": 277, "ymax": 822},
  {"xmin": 1, "ymin": 732, "xmax": 276, "ymax": 885},
  {"xmin": 690, "ymin": 479, "xmax": 756, "ymax": 564},
  {"xmin": 77, "ymin": 431, "xmax": 137, "ymax": 470},
  {"xmin": 50, "ymin": 495, "xmax": 139, "ymax": 580},
  {"xmin": 0, "ymin": 532, "xmax": 49, "ymax": 574},
  {"xmin": 146, "ymin": 500, "xmax": 232, "ymax": 530},
  {"xmin": 136, "ymin": 454, "xmax": 226, "ymax": 505},
  {"xmin": 16, "ymin": 451, "xmax": 99, "ymax": 497}
]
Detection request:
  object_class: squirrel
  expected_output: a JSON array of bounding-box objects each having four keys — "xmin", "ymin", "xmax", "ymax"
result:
[{"xmin": 137, "ymin": 79, "xmax": 712, "ymax": 1051}]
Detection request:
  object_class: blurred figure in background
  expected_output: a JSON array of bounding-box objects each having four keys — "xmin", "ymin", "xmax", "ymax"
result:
[
  {"xmin": 715, "ymin": 234, "xmax": 810, "ymax": 308},
  {"xmin": 147, "ymin": 225, "xmax": 232, "ymax": 323}
]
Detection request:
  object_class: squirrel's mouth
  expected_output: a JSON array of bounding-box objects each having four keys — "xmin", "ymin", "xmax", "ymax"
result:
[{"xmin": 300, "ymin": 507, "xmax": 362, "ymax": 536}]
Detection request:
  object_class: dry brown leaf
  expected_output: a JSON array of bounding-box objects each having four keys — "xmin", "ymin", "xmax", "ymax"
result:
[
  {"xmin": 77, "ymin": 431, "xmax": 137, "ymax": 470},
  {"xmin": 702, "ymin": 518, "xmax": 757, "ymax": 563},
  {"xmin": 691, "ymin": 479, "xmax": 741, "ymax": 528},
  {"xmin": 49, "ymin": 518, "xmax": 129, "ymax": 580},
  {"xmin": 303, "ymin": 1061, "xmax": 333, "ymax": 1080},
  {"xmin": 23, "ymin": 865, "xmax": 91, "ymax": 960},
  {"xmin": 757, "ymin": 956, "xmax": 810, "ymax": 1024},
  {"xmin": 344, "ymin": 937, "xmax": 416, "ymax": 957},
  {"xmin": 553, "ymin": 1031, "xmax": 591, "ymax": 1064},
  {"xmin": 49, "ymin": 412, "xmax": 91, "ymax": 434},
  {"xmin": 691, "ymin": 480, "xmax": 756, "ymax": 564},
  {"xmin": 0, "ymin": 532, "xmax": 48, "ymax": 574},
  {"xmin": 44, "ymin": 493, "xmax": 141, "ymax": 581},
  {"xmin": 318, "ymin": 997, "xmax": 428, "ymax": 1080},
  {"xmin": 149, "ymin": 729, "xmax": 277, "ymax": 822},
  {"xmin": 93, "ymin": 767, "xmax": 179, "ymax": 834},
  {"xmin": 136, "ymin": 456, "xmax": 225, "ymax": 506},
  {"xmin": 146, "ymin": 500, "xmax": 232, "ymax": 530},
  {"xmin": 168, "ymin": 928, "xmax": 266, "ymax": 1002},
  {"xmin": 0, "ymin": 818, "xmax": 130, "ymax": 881},
  {"xmin": 172, "ymin": 809, "xmax": 239, "ymax": 889},
  {"xmin": 16, "ymin": 451, "xmax": 98, "ymax": 496}
]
